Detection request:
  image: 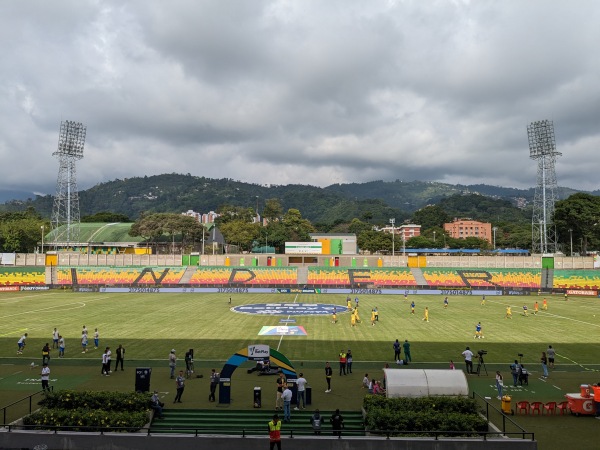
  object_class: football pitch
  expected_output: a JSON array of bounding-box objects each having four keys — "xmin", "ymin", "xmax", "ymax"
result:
[{"xmin": 1, "ymin": 290, "xmax": 600, "ymax": 448}]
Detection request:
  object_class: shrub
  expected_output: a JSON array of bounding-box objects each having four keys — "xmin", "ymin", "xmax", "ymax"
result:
[
  {"xmin": 24, "ymin": 390, "xmax": 152, "ymax": 432},
  {"xmin": 363, "ymin": 395, "xmax": 487, "ymax": 437}
]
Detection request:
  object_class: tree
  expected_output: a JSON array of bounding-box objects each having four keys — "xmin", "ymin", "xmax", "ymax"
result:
[
  {"xmin": 219, "ymin": 221, "xmax": 260, "ymax": 252},
  {"xmin": 282, "ymin": 209, "xmax": 315, "ymax": 241},
  {"xmin": 411, "ymin": 205, "xmax": 451, "ymax": 230},
  {"xmin": 263, "ymin": 198, "xmax": 283, "ymax": 222},
  {"xmin": 554, "ymin": 193, "xmax": 600, "ymax": 254}
]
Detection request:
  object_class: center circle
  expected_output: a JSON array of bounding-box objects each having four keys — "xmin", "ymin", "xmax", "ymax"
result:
[{"xmin": 231, "ymin": 303, "xmax": 350, "ymax": 316}]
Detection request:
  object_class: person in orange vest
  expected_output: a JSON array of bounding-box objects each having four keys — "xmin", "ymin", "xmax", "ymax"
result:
[
  {"xmin": 267, "ymin": 414, "xmax": 282, "ymax": 449},
  {"xmin": 592, "ymin": 382, "xmax": 600, "ymax": 418},
  {"xmin": 339, "ymin": 350, "xmax": 347, "ymax": 375}
]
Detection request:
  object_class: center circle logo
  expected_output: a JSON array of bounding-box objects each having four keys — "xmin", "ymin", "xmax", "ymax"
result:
[{"xmin": 232, "ymin": 303, "xmax": 349, "ymax": 316}]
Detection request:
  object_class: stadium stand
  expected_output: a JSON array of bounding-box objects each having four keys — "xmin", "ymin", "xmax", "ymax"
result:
[
  {"xmin": 187, "ymin": 267, "xmax": 297, "ymax": 285},
  {"xmin": 56, "ymin": 267, "xmax": 186, "ymax": 285},
  {"xmin": 0, "ymin": 267, "xmax": 45, "ymax": 285},
  {"xmin": 553, "ymin": 270, "xmax": 600, "ymax": 289}
]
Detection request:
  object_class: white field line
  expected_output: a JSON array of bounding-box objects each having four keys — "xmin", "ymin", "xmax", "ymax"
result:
[{"xmin": 276, "ymin": 293, "xmax": 300, "ymax": 352}]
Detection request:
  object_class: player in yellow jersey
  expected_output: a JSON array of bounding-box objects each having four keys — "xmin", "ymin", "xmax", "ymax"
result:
[
  {"xmin": 422, "ymin": 307, "xmax": 429, "ymax": 322},
  {"xmin": 354, "ymin": 307, "xmax": 361, "ymax": 323},
  {"xmin": 332, "ymin": 307, "xmax": 337, "ymax": 324},
  {"xmin": 347, "ymin": 297, "xmax": 352, "ymax": 310},
  {"xmin": 351, "ymin": 311, "xmax": 356, "ymax": 327},
  {"xmin": 481, "ymin": 295, "xmax": 486, "ymax": 306},
  {"xmin": 371, "ymin": 309, "xmax": 376, "ymax": 326},
  {"xmin": 505, "ymin": 306, "xmax": 512, "ymax": 319}
]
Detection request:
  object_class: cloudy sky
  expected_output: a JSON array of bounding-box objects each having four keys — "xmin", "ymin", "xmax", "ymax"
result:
[{"xmin": 1, "ymin": 0, "xmax": 599, "ymax": 199}]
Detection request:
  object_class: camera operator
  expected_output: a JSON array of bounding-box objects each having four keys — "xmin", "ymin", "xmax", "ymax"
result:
[
  {"xmin": 462, "ymin": 347, "xmax": 474, "ymax": 374},
  {"xmin": 475, "ymin": 350, "xmax": 487, "ymax": 375}
]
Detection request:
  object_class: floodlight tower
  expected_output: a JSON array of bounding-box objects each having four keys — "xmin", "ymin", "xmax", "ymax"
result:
[
  {"xmin": 51, "ymin": 120, "xmax": 86, "ymax": 247},
  {"xmin": 528, "ymin": 120, "xmax": 561, "ymax": 254}
]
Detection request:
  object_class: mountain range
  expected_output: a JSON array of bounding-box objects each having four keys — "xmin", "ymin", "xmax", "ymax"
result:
[{"xmin": 0, "ymin": 174, "xmax": 593, "ymax": 225}]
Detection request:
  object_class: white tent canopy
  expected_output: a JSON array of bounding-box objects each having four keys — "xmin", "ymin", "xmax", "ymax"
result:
[{"xmin": 383, "ymin": 369, "xmax": 469, "ymax": 398}]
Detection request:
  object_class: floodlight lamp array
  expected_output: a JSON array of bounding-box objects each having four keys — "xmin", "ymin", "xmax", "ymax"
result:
[
  {"xmin": 527, "ymin": 120, "xmax": 559, "ymax": 159},
  {"xmin": 53, "ymin": 120, "xmax": 86, "ymax": 158}
]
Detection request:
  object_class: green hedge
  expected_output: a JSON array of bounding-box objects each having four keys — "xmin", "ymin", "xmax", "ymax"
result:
[
  {"xmin": 38, "ymin": 390, "xmax": 150, "ymax": 412},
  {"xmin": 23, "ymin": 390, "xmax": 151, "ymax": 432},
  {"xmin": 364, "ymin": 396, "xmax": 488, "ymax": 437}
]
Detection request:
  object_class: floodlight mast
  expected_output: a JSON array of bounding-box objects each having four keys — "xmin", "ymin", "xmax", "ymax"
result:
[
  {"xmin": 51, "ymin": 120, "xmax": 86, "ymax": 248},
  {"xmin": 528, "ymin": 120, "xmax": 561, "ymax": 254}
]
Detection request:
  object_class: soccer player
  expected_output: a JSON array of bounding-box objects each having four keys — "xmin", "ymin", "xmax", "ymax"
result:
[
  {"xmin": 533, "ymin": 301, "xmax": 539, "ymax": 315},
  {"xmin": 404, "ymin": 291, "xmax": 408, "ymax": 301},
  {"xmin": 505, "ymin": 306, "xmax": 512, "ymax": 319},
  {"xmin": 481, "ymin": 295, "xmax": 486, "ymax": 306},
  {"xmin": 410, "ymin": 301, "xmax": 415, "ymax": 315},
  {"xmin": 443, "ymin": 297, "xmax": 449, "ymax": 308},
  {"xmin": 331, "ymin": 307, "xmax": 337, "ymax": 324},
  {"xmin": 346, "ymin": 296, "xmax": 352, "ymax": 310},
  {"xmin": 542, "ymin": 298, "xmax": 548, "ymax": 310},
  {"xmin": 374, "ymin": 306, "xmax": 379, "ymax": 321},
  {"xmin": 370, "ymin": 309, "xmax": 376, "ymax": 326},
  {"xmin": 350, "ymin": 310, "xmax": 356, "ymax": 327},
  {"xmin": 522, "ymin": 305, "xmax": 528, "ymax": 316},
  {"xmin": 564, "ymin": 292, "xmax": 568, "ymax": 301},
  {"xmin": 474, "ymin": 322, "xmax": 484, "ymax": 339},
  {"xmin": 353, "ymin": 306, "xmax": 361, "ymax": 323},
  {"xmin": 17, "ymin": 333, "xmax": 28, "ymax": 354},
  {"xmin": 94, "ymin": 328, "xmax": 99, "ymax": 349},
  {"xmin": 422, "ymin": 307, "xmax": 429, "ymax": 322}
]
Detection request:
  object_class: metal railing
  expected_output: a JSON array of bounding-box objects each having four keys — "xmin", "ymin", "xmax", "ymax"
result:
[
  {"xmin": 1, "ymin": 389, "xmax": 49, "ymax": 426},
  {"xmin": 472, "ymin": 391, "xmax": 533, "ymax": 440}
]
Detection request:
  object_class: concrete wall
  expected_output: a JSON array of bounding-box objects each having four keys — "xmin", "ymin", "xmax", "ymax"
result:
[
  {"xmin": 6, "ymin": 252, "xmax": 596, "ymax": 269},
  {"xmin": 0, "ymin": 431, "xmax": 537, "ymax": 450}
]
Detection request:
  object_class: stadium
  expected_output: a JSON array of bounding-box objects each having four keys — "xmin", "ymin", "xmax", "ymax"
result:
[{"xmin": 1, "ymin": 239, "xmax": 600, "ymax": 450}]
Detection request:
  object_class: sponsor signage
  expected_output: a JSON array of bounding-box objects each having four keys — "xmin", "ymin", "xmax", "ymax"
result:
[
  {"xmin": 232, "ymin": 303, "xmax": 344, "ymax": 316},
  {"xmin": 20, "ymin": 286, "xmax": 50, "ymax": 291},
  {"xmin": 285, "ymin": 242, "xmax": 322, "ymax": 254},
  {"xmin": 258, "ymin": 326, "xmax": 307, "ymax": 336},
  {"xmin": 248, "ymin": 344, "xmax": 270, "ymax": 360},
  {"xmin": 0, "ymin": 286, "xmax": 19, "ymax": 292},
  {"xmin": 566, "ymin": 289, "xmax": 597, "ymax": 296}
]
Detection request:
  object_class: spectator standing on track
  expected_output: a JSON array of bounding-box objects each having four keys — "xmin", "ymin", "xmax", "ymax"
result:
[
  {"xmin": 325, "ymin": 362, "xmax": 332, "ymax": 392},
  {"xmin": 547, "ymin": 345, "xmax": 556, "ymax": 369},
  {"xmin": 338, "ymin": 350, "xmax": 347, "ymax": 375},
  {"xmin": 541, "ymin": 351, "xmax": 548, "ymax": 378},
  {"xmin": 209, "ymin": 368, "xmax": 219, "ymax": 402},
  {"xmin": 282, "ymin": 384, "xmax": 292, "ymax": 422},
  {"xmin": 41, "ymin": 362, "xmax": 50, "ymax": 392},
  {"xmin": 393, "ymin": 339, "xmax": 401, "ymax": 361},
  {"xmin": 105, "ymin": 346, "xmax": 112, "ymax": 373},
  {"xmin": 495, "ymin": 371, "xmax": 503, "ymax": 399},
  {"xmin": 169, "ymin": 349, "xmax": 177, "ymax": 379},
  {"xmin": 462, "ymin": 347, "xmax": 474, "ymax": 374},
  {"xmin": 510, "ymin": 360, "xmax": 520, "ymax": 386},
  {"xmin": 115, "ymin": 344, "xmax": 125, "ymax": 370},
  {"xmin": 346, "ymin": 350, "xmax": 353, "ymax": 374},
  {"xmin": 174, "ymin": 370, "xmax": 185, "ymax": 403},
  {"xmin": 403, "ymin": 340, "xmax": 412, "ymax": 363},
  {"xmin": 295, "ymin": 373, "xmax": 307, "ymax": 410},
  {"xmin": 276, "ymin": 372, "xmax": 286, "ymax": 410},
  {"xmin": 52, "ymin": 328, "xmax": 59, "ymax": 349},
  {"xmin": 42, "ymin": 343, "xmax": 51, "ymax": 365}
]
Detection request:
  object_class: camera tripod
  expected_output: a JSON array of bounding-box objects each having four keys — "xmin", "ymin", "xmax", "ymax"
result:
[{"xmin": 476, "ymin": 355, "xmax": 488, "ymax": 376}]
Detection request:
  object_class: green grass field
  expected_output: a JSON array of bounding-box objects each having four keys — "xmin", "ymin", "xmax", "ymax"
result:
[{"xmin": 1, "ymin": 290, "xmax": 600, "ymax": 448}]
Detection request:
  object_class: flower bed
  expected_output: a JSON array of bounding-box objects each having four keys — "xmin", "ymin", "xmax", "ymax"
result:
[
  {"xmin": 22, "ymin": 390, "xmax": 151, "ymax": 432},
  {"xmin": 363, "ymin": 395, "xmax": 488, "ymax": 437}
]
